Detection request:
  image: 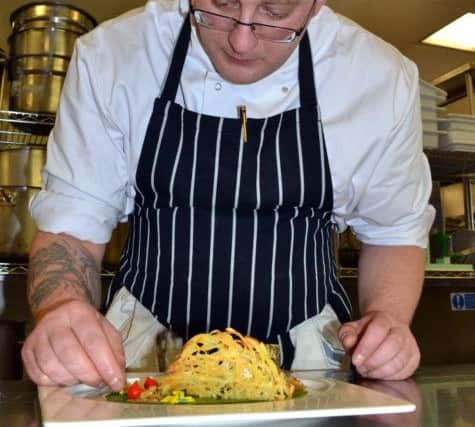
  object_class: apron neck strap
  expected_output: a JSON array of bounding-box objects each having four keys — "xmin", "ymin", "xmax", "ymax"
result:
[
  {"xmin": 160, "ymin": 16, "xmax": 192, "ymax": 102},
  {"xmin": 298, "ymin": 31, "xmax": 318, "ymax": 109},
  {"xmin": 161, "ymin": 16, "xmax": 318, "ymax": 110}
]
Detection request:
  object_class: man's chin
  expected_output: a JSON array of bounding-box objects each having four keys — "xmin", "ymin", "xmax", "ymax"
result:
[{"xmin": 216, "ymin": 67, "xmax": 266, "ymax": 85}]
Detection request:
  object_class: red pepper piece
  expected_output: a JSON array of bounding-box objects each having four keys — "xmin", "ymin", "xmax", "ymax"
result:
[
  {"xmin": 144, "ymin": 377, "xmax": 159, "ymax": 389},
  {"xmin": 127, "ymin": 381, "xmax": 143, "ymax": 400}
]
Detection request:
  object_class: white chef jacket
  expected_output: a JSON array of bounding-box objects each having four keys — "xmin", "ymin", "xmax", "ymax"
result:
[{"xmin": 29, "ymin": 0, "xmax": 435, "ymax": 248}]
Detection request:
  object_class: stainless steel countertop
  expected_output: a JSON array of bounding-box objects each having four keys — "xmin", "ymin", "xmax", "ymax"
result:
[{"xmin": 1, "ymin": 365, "xmax": 475, "ymax": 427}]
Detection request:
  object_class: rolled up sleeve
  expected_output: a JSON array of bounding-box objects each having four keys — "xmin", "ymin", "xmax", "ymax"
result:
[
  {"xmin": 30, "ymin": 35, "xmax": 130, "ymax": 244},
  {"xmin": 345, "ymin": 60, "xmax": 435, "ymax": 248}
]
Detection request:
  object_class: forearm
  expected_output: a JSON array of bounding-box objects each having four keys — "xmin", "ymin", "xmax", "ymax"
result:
[
  {"xmin": 357, "ymin": 243, "xmax": 425, "ymax": 324},
  {"xmin": 27, "ymin": 231, "xmax": 106, "ymax": 319}
]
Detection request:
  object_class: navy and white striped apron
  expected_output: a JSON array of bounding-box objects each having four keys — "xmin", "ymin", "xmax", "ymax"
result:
[{"xmin": 107, "ymin": 17, "xmax": 351, "ymax": 368}]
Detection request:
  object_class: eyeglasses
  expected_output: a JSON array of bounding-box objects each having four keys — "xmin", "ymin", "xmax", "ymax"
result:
[{"xmin": 190, "ymin": 3, "xmax": 315, "ymax": 43}]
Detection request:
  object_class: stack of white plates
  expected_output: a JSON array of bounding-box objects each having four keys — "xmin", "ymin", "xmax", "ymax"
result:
[
  {"xmin": 419, "ymin": 80, "xmax": 448, "ymax": 149},
  {"xmin": 439, "ymin": 114, "xmax": 475, "ymax": 152}
]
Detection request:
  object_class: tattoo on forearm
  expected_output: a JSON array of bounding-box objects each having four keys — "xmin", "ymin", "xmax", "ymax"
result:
[{"xmin": 27, "ymin": 239, "xmax": 101, "ymax": 312}]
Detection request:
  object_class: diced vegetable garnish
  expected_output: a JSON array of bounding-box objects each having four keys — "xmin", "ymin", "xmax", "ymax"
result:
[
  {"xmin": 144, "ymin": 376, "xmax": 159, "ymax": 389},
  {"xmin": 160, "ymin": 390, "xmax": 195, "ymax": 404},
  {"xmin": 127, "ymin": 381, "xmax": 144, "ymax": 400},
  {"xmin": 105, "ymin": 391, "xmax": 128, "ymax": 402}
]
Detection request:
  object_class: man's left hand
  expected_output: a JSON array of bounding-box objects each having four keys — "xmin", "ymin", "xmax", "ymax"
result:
[{"xmin": 338, "ymin": 311, "xmax": 420, "ymax": 380}]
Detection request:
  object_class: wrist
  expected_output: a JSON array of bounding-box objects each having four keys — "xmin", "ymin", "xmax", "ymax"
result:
[
  {"xmin": 32, "ymin": 296, "xmax": 93, "ymax": 322},
  {"xmin": 358, "ymin": 309, "xmax": 412, "ymax": 327}
]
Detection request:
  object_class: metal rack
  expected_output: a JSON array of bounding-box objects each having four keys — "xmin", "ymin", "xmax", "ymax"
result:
[
  {"xmin": 0, "ymin": 110, "xmax": 52, "ymax": 276},
  {"xmin": 0, "ymin": 109, "xmax": 55, "ymax": 149},
  {"xmin": 0, "ymin": 262, "xmax": 117, "ymax": 278},
  {"xmin": 339, "ymin": 267, "xmax": 475, "ymax": 280},
  {"xmin": 425, "ymin": 149, "xmax": 475, "ymax": 183},
  {"xmin": 3, "ymin": 262, "xmax": 474, "ymax": 280},
  {"xmin": 0, "ymin": 109, "xmax": 122, "ymax": 278}
]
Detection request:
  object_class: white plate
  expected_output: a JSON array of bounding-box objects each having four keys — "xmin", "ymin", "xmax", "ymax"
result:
[{"xmin": 38, "ymin": 373, "xmax": 415, "ymax": 427}]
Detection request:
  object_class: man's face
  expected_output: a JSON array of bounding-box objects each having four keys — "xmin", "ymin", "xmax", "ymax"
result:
[{"xmin": 192, "ymin": 0, "xmax": 326, "ymax": 84}]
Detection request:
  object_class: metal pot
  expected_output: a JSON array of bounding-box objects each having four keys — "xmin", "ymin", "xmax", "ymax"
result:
[
  {"xmin": 8, "ymin": 55, "xmax": 68, "ymax": 114},
  {"xmin": 0, "ymin": 186, "xmax": 39, "ymax": 260},
  {"xmin": 0, "ymin": 146, "xmax": 45, "ymax": 187},
  {"xmin": 0, "ymin": 147, "xmax": 128, "ymax": 263},
  {"xmin": 103, "ymin": 223, "xmax": 128, "ymax": 267},
  {"xmin": 10, "ymin": 1, "xmax": 97, "ymax": 34},
  {"xmin": 0, "ymin": 146, "xmax": 44, "ymax": 260},
  {"xmin": 0, "ymin": 49, "xmax": 6, "ymax": 80},
  {"xmin": 0, "ymin": 185, "xmax": 129, "ymax": 263},
  {"xmin": 8, "ymin": 22, "xmax": 83, "ymax": 58},
  {"xmin": 0, "ymin": 49, "xmax": 6, "ymax": 105},
  {"xmin": 7, "ymin": 2, "xmax": 96, "ymax": 115}
]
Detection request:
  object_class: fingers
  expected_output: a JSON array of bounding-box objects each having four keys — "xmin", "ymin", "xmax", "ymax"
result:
[
  {"xmin": 340, "ymin": 312, "xmax": 420, "ymax": 380},
  {"xmin": 35, "ymin": 332, "xmax": 79, "ymax": 386},
  {"xmin": 339, "ymin": 316, "xmax": 372, "ymax": 352},
  {"xmin": 22, "ymin": 340, "xmax": 56, "ymax": 386},
  {"xmin": 22, "ymin": 331, "xmax": 75, "ymax": 386},
  {"xmin": 48, "ymin": 324, "xmax": 103, "ymax": 386},
  {"xmin": 100, "ymin": 317, "xmax": 126, "ymax": 370},
  {"xmin": 22, "ymin": 315, "xmax": 103, "ymax": 388},
  {"xmin": 362, "ymin": 332, "xmax": 420, "ymax": 380},
  {"xmin": 366, "ymin": 349, "xmax": 420, "ymax": 380},
  {"xmin": 351, "ymin": 313, "xmax": 394, "ymax": 370},
  {"xmin": 22, "ymin": 300, "xmax": 126, "ymax": 391},
  {"xmin": 70, "ymin": 306, "xmax": 125, "ymax": 391}
]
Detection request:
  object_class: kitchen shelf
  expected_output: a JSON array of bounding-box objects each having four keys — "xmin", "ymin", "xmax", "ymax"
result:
[
  {"xmin": 0, "ymin": 109, "xmax": 55, "ymax": 149},
  {"xmin": 425, "ymin": 148, "xmax": 475, "ymax": 182},
  {"xmin": 0, "ymin": 262, "xmax": 117, "ymax": 278},
  {"xmin": 5, "ymin": 261, "xmax": 474, "ymax": 280},
  {"xmin": 339, "ymin": 267, "xmax": 475, "ymax": 280},
  {"xmin": 432, "ymin": 62, "xmax": 475, "ymax": 115}
]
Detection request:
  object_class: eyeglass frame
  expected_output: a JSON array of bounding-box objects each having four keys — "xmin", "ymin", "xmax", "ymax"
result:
[{"xmin": 190, "ymin": 0, "xmax": 317, "ymax": 43}]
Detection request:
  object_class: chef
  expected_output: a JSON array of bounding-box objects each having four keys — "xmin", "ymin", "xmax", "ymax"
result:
[{"xmin": 22, "ymin": 0, "xmax": 434, "ymax": 391}]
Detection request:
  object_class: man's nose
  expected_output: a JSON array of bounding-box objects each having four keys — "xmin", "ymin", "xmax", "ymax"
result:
[{"xmin": 228, "ymin": 23, "xmax": 259, "ymax": 54}]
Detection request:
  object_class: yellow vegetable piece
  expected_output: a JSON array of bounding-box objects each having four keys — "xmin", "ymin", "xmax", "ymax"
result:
[{"xmin": 160, "ymin": 390, "xmax": 195, "ymax": 404}]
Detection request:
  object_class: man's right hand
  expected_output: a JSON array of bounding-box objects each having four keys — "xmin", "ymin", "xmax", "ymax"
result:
[{"xmin": 22, "ymin": 299, "xmax": 125, "ymax": 391}]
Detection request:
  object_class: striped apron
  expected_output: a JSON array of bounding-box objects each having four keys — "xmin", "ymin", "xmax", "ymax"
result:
[{"xmin": 106, "ymin": 17, "xmax": 351, "ymax": 368}]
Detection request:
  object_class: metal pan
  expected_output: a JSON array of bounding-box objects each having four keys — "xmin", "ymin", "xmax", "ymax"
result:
[
  {"xmin": 8, "ymin": 55, "xmax": 69, "ymax": 114},
  {"xmin": 8, "ymin": 23, "xmax": 82, "ymax": 58},
  {"xmin": 0, "ymin": 186, "xmax": 129, "ymax": 264},
  {"xmin": 0, "ymin": 146, "xmax": 45, "ymax": 188},
  {"xmin": 0, "ymin": 186, "xmax": 39, "ymax": 260},
  {"xmin": 10, "ymin": 1, "xmax": 97, "ymax": 34}
]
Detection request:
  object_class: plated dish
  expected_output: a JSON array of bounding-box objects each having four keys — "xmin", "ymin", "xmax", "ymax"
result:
[
  {"xmin": 39, "ymin": 372, "xmax": 415, "ymax": 427},
  {"xmin": 106, "ymin": 328, "xmax": 303, "ymax": 405},
  {"xmin": 38, "ymin": 328, "xmax": 416, "ymax": 426}
]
